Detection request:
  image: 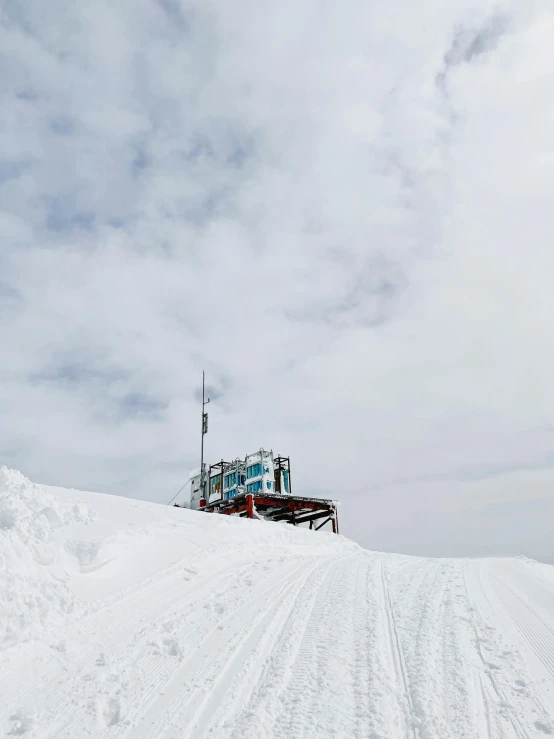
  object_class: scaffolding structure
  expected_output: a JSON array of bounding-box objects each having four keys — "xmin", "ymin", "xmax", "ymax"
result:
[{"xmin": 207, "ymin": 491, "xmax": 339, "ymax": 534}]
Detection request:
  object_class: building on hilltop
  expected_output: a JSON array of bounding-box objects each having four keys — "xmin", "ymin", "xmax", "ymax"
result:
[
  {"xmin": 178, "ymin": 375, "xmax": 338, "ymax": 532},
  {"xmin": 189, "ymin": 449, "xmax": 291, "ymax": 509}
]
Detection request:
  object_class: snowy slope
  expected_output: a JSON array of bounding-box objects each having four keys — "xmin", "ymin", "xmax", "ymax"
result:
[{"xmin": 1, "ymin": 468, "xmax": 553, "ymax": 738}]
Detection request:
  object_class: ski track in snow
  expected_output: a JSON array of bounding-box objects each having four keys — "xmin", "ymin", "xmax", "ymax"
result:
[{"xmin": 1, "ymin": 470, "xmax": 554, "ymax": 738}]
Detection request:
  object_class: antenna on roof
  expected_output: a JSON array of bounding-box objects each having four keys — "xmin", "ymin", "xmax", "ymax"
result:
[{"xmin": 200, "ymin": 370, "xmax": 210, "ymax": 501}]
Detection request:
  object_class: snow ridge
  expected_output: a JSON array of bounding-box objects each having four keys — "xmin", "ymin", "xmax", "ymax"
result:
[
  {"xmin": 0, "ymin": 467, "xmax": 94, "ymax": 650},
  {"xmin": 1, "ymin": 469, "xmax": 554, "ymax": 738}
]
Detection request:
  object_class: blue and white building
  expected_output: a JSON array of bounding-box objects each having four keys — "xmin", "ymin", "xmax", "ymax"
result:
[
  {"xmin": 223, "ymin": 459, "xmax": 247, "ymax": 500},
  {"xmin": 245, "ymin": 449, "xmax": 275, "ymax": 495},
  {"xmin": 188, "ymin": 449, "xmax": 291, "ymax": 509}
]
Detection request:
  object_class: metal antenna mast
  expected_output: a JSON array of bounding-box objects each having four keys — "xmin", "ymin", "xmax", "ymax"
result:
[{"xmin": 200, "ymin": 371, "xmax": 210, "ymax": 501}]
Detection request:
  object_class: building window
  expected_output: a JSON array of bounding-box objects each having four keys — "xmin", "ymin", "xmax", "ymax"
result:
[
  {"xmin": 224, "ymin": 472, "xmax": 237, "ymax": 489},
  {"xmin": 283, "ymin": 471, "xmax": 289, "ymax": 493},
  {"xmin": 247, "ymin": 480, "xmax": 262, "ymax": 493},
  {"xmin": 247, "ymin": 463, "xmax": 262, "ymax": 479}
]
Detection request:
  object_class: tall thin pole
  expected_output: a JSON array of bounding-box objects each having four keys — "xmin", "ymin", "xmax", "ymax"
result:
[
  {"xmin": 200, "ymin": 371, "xmax": 209, "ymax": 501},
  {"xmin": 200, "ymin": 370, "xmax": 204, "ymax": 489}
]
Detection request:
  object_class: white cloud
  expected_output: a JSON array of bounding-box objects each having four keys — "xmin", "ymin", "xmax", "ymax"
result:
[{"xmin": 1, "ymin": 0, "xmax": 553, "ymax": 561}]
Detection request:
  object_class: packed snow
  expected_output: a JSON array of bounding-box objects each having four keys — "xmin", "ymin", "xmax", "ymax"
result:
[{"xmin": 1, "ymin": 466, "xmax": 553, "ymax": 738}]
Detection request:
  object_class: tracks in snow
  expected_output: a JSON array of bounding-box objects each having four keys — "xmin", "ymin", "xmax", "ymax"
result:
[
  {"xmin": 46, "ymin": 555, "xmax": 322, "ymax": 738},
  {"xmin": 5, "ymin": 548, "xmax": 554, "ymax": 739},
  {"xmin": 125, "ymin": 554, "xmax": 415, "ymax": 739},
  {"xmin": 465, "ymin": 560, "xmax": 554, "ymax": 739},
  {"xmin": 135, "ymin": 557, "xmax": 329, "ymax": 739},
  {"xmin": 489, "ymin": 569, "xmax": 554, "ymax": 680},
  {"xmin": 205, "ymin": 554, "xmax": 407, "ymax": 739},
  {"xmin": 380, "ymin": 559, "xmax": 418, "ymax": 739}
]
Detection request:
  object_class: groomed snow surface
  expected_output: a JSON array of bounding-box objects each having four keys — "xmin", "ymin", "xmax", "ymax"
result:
[{"xmin": 1, "ymin": 467, "xmax": 553, "ymax": 738}]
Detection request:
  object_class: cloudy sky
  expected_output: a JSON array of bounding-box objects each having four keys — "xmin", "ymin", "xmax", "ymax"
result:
[{"xmin": 1, "ymin": 0, "xmax": 554, "ymax": 561}]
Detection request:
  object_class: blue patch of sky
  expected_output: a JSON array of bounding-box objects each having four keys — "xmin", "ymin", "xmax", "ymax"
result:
[
  {"xmin": 1, "ymin": 0, "xmax": 34, "ymax": 33},
  {"xmin": 0, "ymin": 159, "xmax": 31, "ymax": 184},
  {"xmin": 157, "ymin": 0, "xmax": 193, "ymax": 33},
  {"xmin": 193, "ymin": 381, "xmax": 227, "ymax": 404},
  {"xmin": 50, "ymin": 116, "xmax": 76, "ymax": 135},
  {"xmin": 118, "ymin": 392, "xmax": 167, "ymax": 420},
  {"xmin": 377, "ymin": 280, "xmax": 397, "ymax": 296},
  {"xmin": 0, "ymin": 281, "xmax": 22, "ymax": 300},
  {"xmin": 32, "ymin": 358, "xmax": 129, "ymax": 387},
  {"xmin": 15, "ymin": 89, "xmax": 38, "ymax": 102},
  {"xmin": 181, "ymin": 190, "xmax": 228, "ymax": 226},
  {"xmin": 181, "ymin": 128, "xmax": 257, "ymax": 170},
  {"xmin": 45, "ymin": 195, "xmax": 95, "ymax": 232},
  {"xmin": 34, "ymin": 357, "xmax": 167, "ymax": 423},
  {"xmin": 225, "ymin": 134, "xmax": 256, "ymax": 170},
  {"xmin": 132, "ymin": 144, "xmax": 149, "ymax": 173},
  {"xmin": 0, "ymin": 281, "xmax": 24, "ymax": 317},
  {"xmin": 182, "ymin": 136, "xmax": 215, "ymax": 163}
]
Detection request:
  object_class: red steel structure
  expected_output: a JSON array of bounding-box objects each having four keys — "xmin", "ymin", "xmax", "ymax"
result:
[{"xmin": 206, "ymin": 491, "xmax": 339, "ymax": 533}]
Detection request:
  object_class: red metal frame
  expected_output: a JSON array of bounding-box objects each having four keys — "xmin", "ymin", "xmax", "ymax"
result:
[{"xmin": 207, "ymin": 492, "xmax": 339, "ymax": 534}]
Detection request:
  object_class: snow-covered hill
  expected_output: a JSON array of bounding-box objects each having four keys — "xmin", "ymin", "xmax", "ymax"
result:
[{"xmin": 1, "ymin": 467, "xmax": 553, "ymax": 738}]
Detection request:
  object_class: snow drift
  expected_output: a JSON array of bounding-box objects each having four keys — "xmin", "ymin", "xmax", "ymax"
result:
[{"xmin": 1, "ymin": 467, "xmax": 553, "ymax": 738}]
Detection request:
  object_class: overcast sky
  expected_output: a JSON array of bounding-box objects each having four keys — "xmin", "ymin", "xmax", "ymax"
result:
[{"xmin": 1, "ymin": 0, "xmax": 553, "ymax": 561}]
